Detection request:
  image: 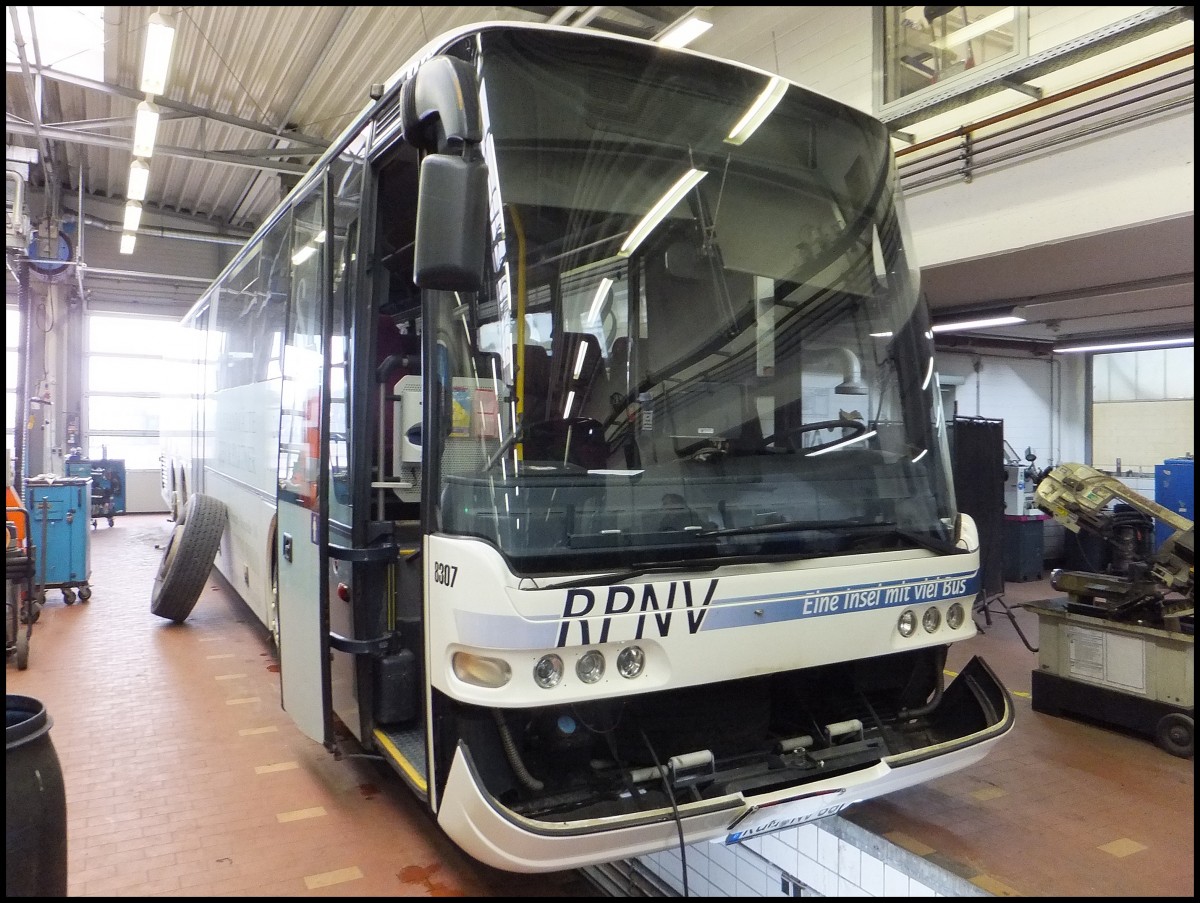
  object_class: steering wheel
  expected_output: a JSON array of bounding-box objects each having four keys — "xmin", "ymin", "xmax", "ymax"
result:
[{"xmin": 764, "ymin": 418, "xmax": 867, "ymax": 454}]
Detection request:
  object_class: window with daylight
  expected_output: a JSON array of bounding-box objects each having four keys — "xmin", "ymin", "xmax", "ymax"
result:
[
  {"xmin": 86, "ymin": 313, "xmax": 191, "ymax": 468},
  {"xmin": 877, "ymin": 6, "xmax": 1028, "ymax": 114}
]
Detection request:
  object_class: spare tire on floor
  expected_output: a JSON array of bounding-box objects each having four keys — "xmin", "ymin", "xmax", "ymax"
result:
[{"xmin": 151, "ymin": 493, "xmax": 228, "ymax": 622}]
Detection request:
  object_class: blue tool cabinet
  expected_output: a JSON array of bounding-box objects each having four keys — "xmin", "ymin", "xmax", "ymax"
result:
[
  {"xmin": 1154, "ymin": 457, "xmax": 1194, "ymax": 550},
  {"xmin": 65, "ymin": 458, "xmax": 126, "ymax": 527},
  {"xmin": 24, "ymin": 476, "xmax": 92, "ymax": 604}
]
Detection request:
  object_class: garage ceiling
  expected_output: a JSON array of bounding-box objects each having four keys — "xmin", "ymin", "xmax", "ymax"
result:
[{"xmin": 5, "ymin": 6, "xmax": 1195, "ymax": 353}]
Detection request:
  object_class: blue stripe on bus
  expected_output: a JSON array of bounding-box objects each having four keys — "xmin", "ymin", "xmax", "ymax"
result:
[{"xmin": 451, "ymin": 570, "xmax": 980, "ymax": 649}]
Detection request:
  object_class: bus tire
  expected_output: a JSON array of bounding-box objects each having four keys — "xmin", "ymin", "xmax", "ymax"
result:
[{"xmin": 151, "ymin": 494, "xmax": 228, "ymax": 623}]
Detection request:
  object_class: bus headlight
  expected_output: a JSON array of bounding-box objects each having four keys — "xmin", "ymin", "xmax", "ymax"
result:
[
  {"xmin": 616, "ymin": 646, "xmax": 645, "ymax": 679},
  {"xmin": 533, "ymin": 654, "xmax": 564, "ymax": 689},
  {"xmin": 898, "ymin": 609, "xmax": 917, "ymax": 637},
  {"xmin": 946, "ymin": 602, "xmax": 966, "ymax": 630},
  {"xmin": 576, "ymin": 649, "xmax": 606, "ymax": 684},
  {"xmin": 922, "ymin": 606, "xmax": 941, "ymax": 633},
  {"xmin": 452, "ymin": 652, "xmax": 512, "ymax": 688}
]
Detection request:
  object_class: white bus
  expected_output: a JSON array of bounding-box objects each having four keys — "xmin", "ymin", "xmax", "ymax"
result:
[{"xmin": 156, "ymin": 21, "xmax": 1013, "ymax": 873}]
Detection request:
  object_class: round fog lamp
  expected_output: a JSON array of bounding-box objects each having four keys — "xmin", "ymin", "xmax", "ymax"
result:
[
  {"xmin": 946, "ymin": 602, "xmax": 965, "ymax": 630},
  {"xmin": 898, "ymin": 609, "xmax": 917, "ymax": 638},
  {"xmin": 616, "ymin": 646, "xmax": 645, "ymax": 679},
  {"xmin": 533, "ymin": 653, "xmax": 564, "ymax": 689},
  {"xmin": 576, "ymin": 649, "xmax": 606, "ymax": 684},
  {"xmin": 922, "ymin": 606, "xmax": 941, "ymax": 633}
]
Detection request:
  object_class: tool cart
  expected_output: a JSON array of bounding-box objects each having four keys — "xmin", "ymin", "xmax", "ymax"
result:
[
  {"xmin": 24, "ymin": 476, "xmax": 92, "ymax": 606},
  {"xmin": 65, "ymin": 458, "xmax": 126, "ymax": 528}
]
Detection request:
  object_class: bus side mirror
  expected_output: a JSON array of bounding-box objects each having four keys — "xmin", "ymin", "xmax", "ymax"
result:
[{"xmin": 413, "ymin": 154, "xmax": 488, "ymax": 292}]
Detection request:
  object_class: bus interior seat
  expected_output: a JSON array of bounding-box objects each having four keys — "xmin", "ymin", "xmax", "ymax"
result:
[
  {"xmin": 522, "ymin": 416, "xmax": 608, "ymax": 470},
  {"xmin": 515, "ymin": 343, "xmax": 551, "ymax": 425},
  {"xmin": 550, "ymin": 332, "xmax": 605, "ymax": 421}
]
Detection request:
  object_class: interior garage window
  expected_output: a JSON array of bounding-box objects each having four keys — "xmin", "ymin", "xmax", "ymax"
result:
[
  {"xmin": 86, "ymin": 312, "xmax": 188, "ymax": 469},
  {"xmin": 877, "ymin": 6, "xmax": 1028, "ymax": 112}
]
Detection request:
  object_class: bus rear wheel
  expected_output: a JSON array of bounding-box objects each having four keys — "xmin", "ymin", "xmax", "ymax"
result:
[{"xmin": 151, "ymin": 494, "xmax": 228, "ymax": 623}]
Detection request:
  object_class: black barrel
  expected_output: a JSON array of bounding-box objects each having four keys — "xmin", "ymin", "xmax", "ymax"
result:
[{"xmin": 6, "ymin": 695, "xmax": 68, "ymax": 897}]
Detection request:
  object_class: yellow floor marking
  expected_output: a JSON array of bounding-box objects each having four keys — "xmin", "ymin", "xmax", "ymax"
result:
[
  {"xmin": 971, "ymin": 787, "xmax": 1008, "ymax": 801},
  {"xmin": 1098, "ymin": 838, "xmax": 1147, "ymax": 858},
  {"xmin": 304, "ymin": 866, "xmax": 363, "ymax": 889},
  {"xmin": 255, "ymin": 761, "xmax": 299, "ymax": 775},
  {"xmin": 277, "ymin": 806, "xmax": 327, "ymax": 823},
  {"xmin": 225, "ymin": 696, "xmax": 261, "ymax": 705},
  {"xmin": 238, "ymin": 725, "xmax": 278, "ymax": 736},
  {"xmin": 214, "ymin": 673, "xmax": 246, "ymax": 680},
  {"xmin": 885, "ymin": 831, "xmax": 936, "ymax": 857},
  {"xmin": 971, "ymin": 874, "xmax": 1021, "ymax": 895}
]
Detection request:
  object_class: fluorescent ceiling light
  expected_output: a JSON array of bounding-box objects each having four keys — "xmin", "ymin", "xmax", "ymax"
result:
[
  {"xmin": 119, "ymin": 233, "xmax": 136, "ymax": 255},
  {"xmin": 586, "ymin": 277, "xmax": 613, "ymax": 325},
  {"xmin": 656, "ymin": 15, "xmax": 712, "ymax": 49},
  {"xmin": 618, "ymin": 168, "xmax": 707, "ymax": 258},
  {"xmin": 123, "ymin": 201, "xmax": 142, "ymax": 232},
  {"xmin": 806, "ymin": 429, "xmax": 878, "ymax": 458},
  {"xmin": 291, "ymin": 244, "xmax": 317, "ymax": 265},
  {"xmin": 133, "ymin": 101, "xmax": 160, "ymax": 158},
  {"xmin": 127, "ymin": 159, "xmax": 150, "ymax": 202},
  {"xmin": 572, "ymin": 342, "xmax": 589, "ymax": 380},
  {"xmin": 726, "ymin": 76, "xmax": 789, "ymax": 146},
  {"xmin": 930, "ymin": 7, "xmax": 1014, "ymax": 50},
  {"xmin": 140, "ymin": 11, "xmax": 176, "ymax": 95},
  {"xmin": 1053, "ymin": 337, "xmax": 1194, "ymax": 354},
  {"xmin": 931, "ymin": 315, "xmax": 1025, "ymax": 333}
]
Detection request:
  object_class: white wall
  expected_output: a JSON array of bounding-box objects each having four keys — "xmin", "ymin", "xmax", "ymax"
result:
[
  {"xmin": 694, "ymin": 7, "xmax": 1194, "ymax": 270},
  {"xmin": 689, "ymin": 6, "xmax": 1189, "ymax": 481},
  {"xmin": 125, "ymin": 469, "xmax": 169, "ymax": 514},
  {"xmin": 936, "ymin": 350, "xmax": 1087, "ymax": 469}
]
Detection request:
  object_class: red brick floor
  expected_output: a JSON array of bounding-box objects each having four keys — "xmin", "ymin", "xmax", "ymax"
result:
[
  {"xmin": 8, "ymin": 515, "xmax": 1193, "ymax": 896},
  {"xmin": 6, "ymin": 514, "xmax": 599, "ymax": 897},
  {"xmin": 843, "ymin": 578, "xmax": 1195, "ymax": 897}
]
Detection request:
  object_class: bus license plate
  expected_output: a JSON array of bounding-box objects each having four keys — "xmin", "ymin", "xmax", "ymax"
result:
[{"xmin": 724, "ymin": 799, "xmax": 848, "ymax": 845}]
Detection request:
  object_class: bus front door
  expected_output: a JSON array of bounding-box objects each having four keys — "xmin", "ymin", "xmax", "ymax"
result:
[{"xmin": 275, "ymin": 187, "xmax": 335, "ymax": 748}]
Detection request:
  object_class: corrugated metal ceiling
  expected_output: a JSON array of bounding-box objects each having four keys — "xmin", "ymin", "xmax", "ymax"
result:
[{"xmin": 6, "ymin": 5, "xmax": 691, "ymax": 235}]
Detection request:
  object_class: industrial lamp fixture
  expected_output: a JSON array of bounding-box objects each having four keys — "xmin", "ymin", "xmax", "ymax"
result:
[
  {"xmin": 133, "ymin": 101, "xmax": 161, "ymax": 158},
  {"xmin": 931, "ymin": 314, "xmax": 1026, "ymax": 333},
  {"xmin": 140, "ymin": 11, "xmax": 177, "ymax": 96},
  {"xmin": 1053, "ymin": 336, "xmax": 1193, "ymax": 354},
  {"xmin": 126, "ymin": 159, "xmax": 150, "ymax": 202},
  {"xmin": 655, "ymin": 14, "xmax": 712, "ymax": 48},
  {"xmin": 123, "ymin": 201, "xmax": 143, "ymax": 233}
]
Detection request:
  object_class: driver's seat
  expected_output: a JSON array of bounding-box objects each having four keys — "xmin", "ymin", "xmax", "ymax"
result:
[{"xmin": 523, "ymin": 417, "xmax": 608, "ymax": 470}]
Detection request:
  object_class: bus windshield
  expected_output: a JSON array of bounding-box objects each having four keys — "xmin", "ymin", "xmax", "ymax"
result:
[{"xmin": 435, "ymin": 29, "xmax": 955, "ymax": 575}]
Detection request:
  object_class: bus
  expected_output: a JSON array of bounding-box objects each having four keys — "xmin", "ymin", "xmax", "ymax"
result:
[{"xmin": 156, "ymin": 21, "xmax": 1013, "ymax": 873}]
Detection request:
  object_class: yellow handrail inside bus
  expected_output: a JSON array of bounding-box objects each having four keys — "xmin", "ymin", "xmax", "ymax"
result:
[{"xmin": 508, "ymin": 205, "xmax": 527, "ymax": 462}]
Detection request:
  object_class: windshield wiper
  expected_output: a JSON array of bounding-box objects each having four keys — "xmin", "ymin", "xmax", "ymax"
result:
[
  {"xmin": 538, "ymin": 561, "xmax": 721, "ymax": 591},
  {"xmin": 699, "ymin": 518, "xmax": 872, "ymax": 537},
  {"xmin": 698, "ymin": 520, "xmax": 965, "ymax": 555}
]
